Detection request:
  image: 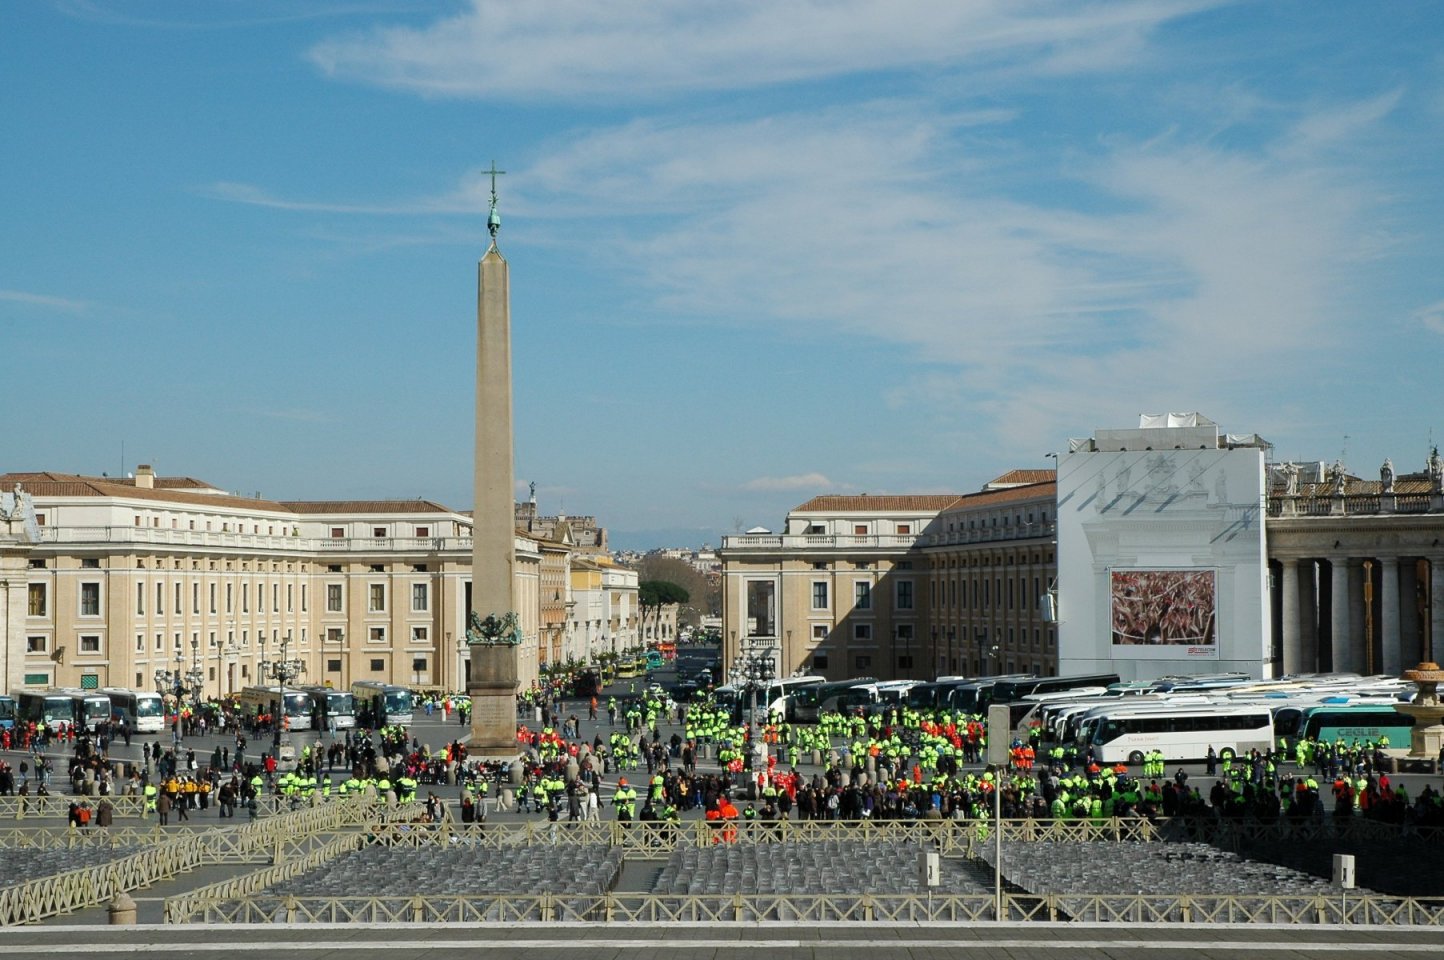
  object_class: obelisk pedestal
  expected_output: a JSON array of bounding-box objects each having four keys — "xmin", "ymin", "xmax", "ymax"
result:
[{"xmin": 468, "ymin": 644, "xmax": 520, "ymax": 757}]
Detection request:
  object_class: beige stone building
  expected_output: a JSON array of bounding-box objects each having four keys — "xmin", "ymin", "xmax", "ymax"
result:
[
  {"xmin": 721, "ymin": 493, "xmax": 961, "ymax": 682},
  {"xmin": 1, "ymin": 467, "xmax": 585, "ymax": 697},
  {"xmin": 569, "ymin": 558, "xmax": 640, "ymax": 664},
  {"xmin": 720, "ymin": 474, "xmax": 1058, "ymax": 683},
  {"xmin": 918, "ymin": 472, "xmax": 1058, "ymax": 678}
]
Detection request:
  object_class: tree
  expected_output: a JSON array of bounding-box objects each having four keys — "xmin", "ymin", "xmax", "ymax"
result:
[
  {"xmin": 636, "ymin": 555, "xmax": 718, "ymax": 624},
  {"xmin": 638, "ymin": 579, "xmax": 690, "ymax": 642}
]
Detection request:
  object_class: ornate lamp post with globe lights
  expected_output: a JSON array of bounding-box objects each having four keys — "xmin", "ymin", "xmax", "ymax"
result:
[
  {"xmin": 732, "ymin": 643, "xmax": 776, "ymax": 750},
  {"xmin": 185, "ymin": 637, "xmax": 206, "ymax": 710},
  {"xmin": 258, "ymin": 631, "xmax": 305, "ymax": 754}
]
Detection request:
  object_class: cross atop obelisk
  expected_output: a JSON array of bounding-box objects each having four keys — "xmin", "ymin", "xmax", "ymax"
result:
[{"xmin": 485, "ymin": 161, "xmax": 505, "ymax": 241}]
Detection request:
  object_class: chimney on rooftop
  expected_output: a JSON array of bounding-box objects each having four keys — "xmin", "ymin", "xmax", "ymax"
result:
[{"xmin": 135, "ymin": 464, "xmax": 154, "ymax": 489}]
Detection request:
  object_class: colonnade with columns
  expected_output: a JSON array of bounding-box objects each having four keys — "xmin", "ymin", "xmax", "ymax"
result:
[{"xmin": 1272, "ymin": 552, "xmax": 1444, "ymax": 676}]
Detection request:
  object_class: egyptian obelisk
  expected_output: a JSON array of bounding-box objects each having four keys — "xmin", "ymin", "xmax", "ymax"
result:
[{"xmin": 468, "ymin": 164, "xmax": 521, "ymax": 757}]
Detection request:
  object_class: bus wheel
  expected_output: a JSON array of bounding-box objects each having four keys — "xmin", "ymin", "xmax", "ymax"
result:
[
  {"xmin": 1128, "ymin": 751, "xmax": 1145, "ymax": 765},
  {"xmin": 1219, "ymin": 748, "xmax": 1235, "ymax": 761}
]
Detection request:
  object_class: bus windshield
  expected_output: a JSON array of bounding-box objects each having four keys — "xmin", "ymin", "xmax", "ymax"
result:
[
  {"xmin": 133, "ymin": 695, "xmax": 164, "ymax": 718},
  {"xmin": 80, "ymin": 697, "xmax": 110, "ymax": 725},
  {"xmin": 384, "ymin": 690, "xmax": 413, "ymax": 714}
]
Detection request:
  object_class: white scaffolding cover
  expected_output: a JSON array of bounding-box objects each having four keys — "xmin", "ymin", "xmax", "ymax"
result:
[{"xmin": 1139, "ymin": 412, "xmax": 1217, "ymax": 429}]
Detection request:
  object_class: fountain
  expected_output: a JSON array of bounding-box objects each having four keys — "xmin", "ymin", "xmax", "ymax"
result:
[{"xmin": 1395, "ymin": 662, "xmax": 1444, "ymax": 771}]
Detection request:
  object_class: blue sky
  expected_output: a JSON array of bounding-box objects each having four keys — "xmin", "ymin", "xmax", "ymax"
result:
[{"xmin": 3, "ymin": 1, "xmax": 1442, "ymax": 550}]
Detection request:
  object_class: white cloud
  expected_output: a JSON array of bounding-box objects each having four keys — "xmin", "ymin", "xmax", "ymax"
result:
[
  {"xmin": 0, "ymin": 289, "xmax": 90, "ymax": 312},
  {"xmin": 742, "ymin": 472, "xmax": 840, "ymax": 492},
  {"xmin": 195, "ymin": 180, "xmax": 461, "ymax": 215},
  {"xmin": 244, "ymin": 407, "xmax": 333, "ymax": 424},
  {"xmin": 1415, "ymin": 299, "xmax": 1444, "ymax": 335},
  {"xmin": 516, "ymin": 92, "xmax": 1393, "ymax": 460},
  {"xmin": 308, "ymin": 0, "xmax": 1223, "ymax": 100}
]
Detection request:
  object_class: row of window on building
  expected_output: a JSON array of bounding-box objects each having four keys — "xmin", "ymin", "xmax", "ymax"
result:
[
  {"xmin": 805, "ymin": 575, "xmax": 1047, "ymax": 612},
  {"xmin": 26, "ymin": 579, "xmax": 445, "ymax": 619}
]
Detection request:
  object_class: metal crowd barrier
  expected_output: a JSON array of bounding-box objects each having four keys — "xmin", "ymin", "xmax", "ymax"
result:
[
  {"xmin": 165, "ymin": 892, "xmax": 1444, "ymax": 926},
  {"xmin": 0, "ymin": 795, "xmax": 147, "ymax": 820},
  {"xmin": 163, "ymin": 832, "xmax": 366, "ymax": 924},
  {"xmin": 0, "ymin": 796, "xmax": 388, "ymax": 926},
  {"xmin": 298, "ymin": 814, "xmax": 1443, "ymax": 853}
]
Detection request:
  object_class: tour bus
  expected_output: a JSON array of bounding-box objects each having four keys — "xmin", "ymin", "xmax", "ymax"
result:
[
  {"xmin": 944, "ymin": 675, "xmax": 1035, "ymax": 715},
  {"xmin": 1070, "ymin": 696, "xmax": 1235, "ymax": 751},
  {"xmin": 1298, "ymin": 703, "xmax": 1413, "ymax": 748},
  {"xmin": 760, "ymin": 675, "xmax": 825, "ymax": 717},
  {"xmin": 237, "ymin": 685, "xmax": 315, "ymax": 732},
  {"xmin": 815, "ymin": 680, "xmax": 922, "ymax": 716},
  {"xmin": 573, "ymin": 670, "xmax": 603, "ymax": 699},
  {"xmin": 1008, "ymin": 687, "xmax": 1113, "ymax": 736},
  {"xmin": 787, "ymin": 678, "xmax": 878, "ymax": 722},
  {"xmin": 1086, "ymin": 702, "xmax": 1274, "ymax": 764},
  {"xmin": 56, "ymin": 689, "xmax": 113, "ymax": 733},
  {"xmin": 305, "ymin": 686, "xmax": 357, "ymax": 731},
  {"xmin": 0, "ymin": 695, "xmax": 15, "ymax": 731},
  {"xmin": 713, "ymin": 675, "xmax": 824, "ymax": 722},
  {"xmin": 102, "ymin": 688, "xmax": 166, "ymax": 733},
  {"xmin": 903, "ymin": 681, "xmax": 954, "ymax": 711},
  {"xmin": 987, "ymin": 672, "xmax": 1122, "ymax": 709},
  {"xmin": 350, "ymin": 681, "xmax": 414, "ymax": 726},
  {"xmin": 14, "ymin": 690, "xmax": 72, "ymax": 732}
]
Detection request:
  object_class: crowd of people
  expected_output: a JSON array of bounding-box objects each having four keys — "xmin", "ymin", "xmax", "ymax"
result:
[{"xmin": 5, "ymin": 680, "xmax": 1444, "ymax": 839}]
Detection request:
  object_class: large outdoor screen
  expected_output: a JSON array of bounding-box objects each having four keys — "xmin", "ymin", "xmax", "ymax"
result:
[{"xmin": 1110, "ymin": 569, "xmax": 1216, "ymax": 647}]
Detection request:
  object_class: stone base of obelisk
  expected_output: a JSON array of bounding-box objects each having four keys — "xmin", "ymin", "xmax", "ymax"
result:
[{"xmin": 467, "ymin": 644, "xmax": 521, "ymax": 760}]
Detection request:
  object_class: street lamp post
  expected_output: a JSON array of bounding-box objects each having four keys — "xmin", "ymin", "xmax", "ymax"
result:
[
  {"xmin": 186, "ymin": 638, "xmax": 205, "ymax": 711},
  {"xmin": 258, "ymin": 631, "xmax": 305, "ymax": 755},
  {"xmin": 733, "ymin": 643, "xmax": 776, "ymax": 759}
]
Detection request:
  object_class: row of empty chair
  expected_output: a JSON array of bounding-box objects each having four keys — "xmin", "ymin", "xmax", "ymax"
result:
[
  {"xmin": 6, "ymin": 846, "xmax": 142, "ymax": 886},
  {"xmin": 987, "ymin": 840, "xmax": 1355, "ymax": 897},
  {"xmin": 265, "ymin": 842, "xmax": 623, "ymax": 898},
  {"xmin": 651, "ymin": 841, "xmax": 990, "ymax": 896}
]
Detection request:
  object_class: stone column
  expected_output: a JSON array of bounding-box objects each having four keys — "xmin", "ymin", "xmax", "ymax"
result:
[
  {"xmin": 1431, "ymin": 558, "xmax": 1444, "ymax": 664},
  {"xmin": 1298, "ymin": 561, "xmax": 1318, "ymax": 672},
  {"xmin": 1348, "ymin": 561, "xmax": 1367, "ymax": 674},
  {"xmin": 1380, "ymin": 558, "xmax": 1402, "ymax": 676},
  {"xmin": 1400, "ymin": 560, "xmax": 1421, "ymax": 666},
  {"xmin": 1330, "ymin": 558, "xmax": 1351, "ymax": 674},
  {"xmin": 1280, "ymin": 560, "xmax": 1301, "ymax": 675}
]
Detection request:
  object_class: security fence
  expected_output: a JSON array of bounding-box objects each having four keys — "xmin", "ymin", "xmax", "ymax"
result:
[
  {"xmin": 160, "ymin": 815, "xmax": 1444, "ymax": 926},
  {"xmin": 165, "ymin": 891, "xmax": 1444, "ymax": 926},
  {"xmin": 0, "ymin": 795, "xmax": 147, "ymax": 820},
  {"xmin": 351, "ymin": 815, "xmax": 1135, "ymax": 853},
  {"xmin": 0, "ymin": 790, "xmax": 393, "ymax": 824},
  {"xmin": 0, "ymin": 827, "xmax": 209, "ymax": 926},
  {"xmin": 0, "ymin": 825, "xmax": 164, "ymax": 849},
  {"xmin": 325, "ymin": 814, "xmax": 1441, "ymax": 851},
  {"xmin": 163, "ymin": 832, "xmax": 366, "ymax": 924},
  {"xmin": 0, "ymin": 796, "xmax": 390, "ymax": 926}
]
